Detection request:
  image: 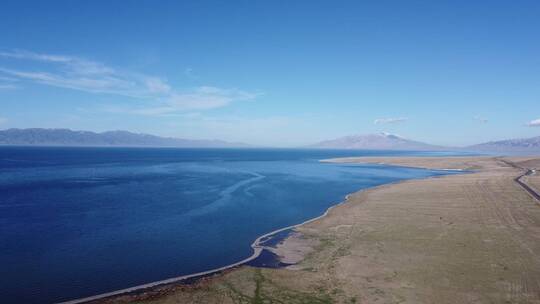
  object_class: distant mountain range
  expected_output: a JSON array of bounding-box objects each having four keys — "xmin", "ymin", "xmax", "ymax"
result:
[
  {"xmin": 308, "ymin": 132, "xmax": 446, "ymax": 151},
  {"xmin": 1, "ymin": 128, "xmax": 539, "ymax": 153},
  {"xmin": 310, "ymin": 132, "xmax": 540, "ymax": 153},
  {"xmin": 466, "ymin": 136, "xmax": 540, "ymax": 153},
  {"xmin": 0, "ymin": 128, "xmax": 249, "ymax": 148}
]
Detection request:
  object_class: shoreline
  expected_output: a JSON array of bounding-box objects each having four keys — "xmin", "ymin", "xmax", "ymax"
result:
[
  {"xmin": 320, "ymin": 156, "xmax": 471, "ymax": 170},
  {"xmin": 60, "ymin": 190, "xmax": 362, "ymax": 304},
  {"xmin": 96, "ymin": 155, "xmax": 540, "ymax": 304},
  {"xmin": 59, "ymin": 198, "xmax": 352, "ymax": 304},
  {"xmin": 322, "ymin": 158, "xmax": 469, "ymax": 172},
  {"xmin": 58, "ymin": 158, "xmax": 464, "ymax": 304}
]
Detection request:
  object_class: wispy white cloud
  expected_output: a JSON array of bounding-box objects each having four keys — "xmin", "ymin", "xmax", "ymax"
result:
[
  {"xmin": 0, "ymin": 83, "xmax": 18, "ymax": 90},
  {"xmin": 0, "ymin": 50, "xmax": 258, "ymax": 113},
  {"xmin": 0, "ymin": 50, "xmax": 72, "ymax": 62},
  {"xmin": 0, "ymin": 67, "xmax": 145, "ymax": 96},
  {"xmin": 105, "ymin": 86, "xmax": 259, "ymax": 116},
  {"xmin": 0, "ymin": 74, "xmax": 19, "ymax": 90},
  {"xmin": 0, "ymin": 50, "xmax": 169, "ymax": 98},
  {"xmin": 0, "ymin": 117, "xmax": 7, "ymax": 125},
  {"xmin": 168, "ymin": 87, "xmax": 257, "ymax": 110},
  {"xmin": 374, "ymin": 117, "xmax": 408, "ymax": 124},
  {"xmin": 474, "ymin": 116, "xmax": 488, "ymax": 123},
  {"xmin": 144, "ymin": 77, "xmax": 171, "ymax": 94},
  {"xmin": 527, "ymin": 118, "xmax": 540, "ymax": 127},
  {"xmin": 0, "ymin": 75, "xmax": 17, "ymax": 82}
]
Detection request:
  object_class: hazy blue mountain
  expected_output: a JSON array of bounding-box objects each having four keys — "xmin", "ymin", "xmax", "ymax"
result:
[
  {"xmin": 467, "ymin": 136, "xmax": 540, "ymax": 153},
  {"xmin": 309, "ymin": 132, "xmax": 446, "ymax": 150},
  {"xmin": 0, "ymin": 128, "xmax": 249, "ymax": 148}
]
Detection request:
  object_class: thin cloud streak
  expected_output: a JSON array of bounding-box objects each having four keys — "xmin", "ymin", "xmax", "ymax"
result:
[
  {"xmin": 0, "ymin": 50, "xmax": 259, "ymax": 113},
  {"xmin": 0, "ymin": 50, "xmax": 72, "ymax": 62},
  {"xmin": 0, "ymin": 83, "xmax": 18, "ymax": 90},
  {"xmin": 0, "ymin": 50, "xmax": 170, "ymax": 98},
  {"xmin": 374, "ymin": 117, "xmax": 408, "ymax": 124},
  {"xmin": 105, "ymin": 87, "xmax": 259, "ymax": 116},
  {"xmin": 0, "ymin": 74, "xmax": 19, "ymax": 90}
]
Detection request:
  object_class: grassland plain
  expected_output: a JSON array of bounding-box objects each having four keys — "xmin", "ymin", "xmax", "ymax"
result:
[{"xmin": 93, "ymin": 156, "xmax": 540, "ymax": 304}]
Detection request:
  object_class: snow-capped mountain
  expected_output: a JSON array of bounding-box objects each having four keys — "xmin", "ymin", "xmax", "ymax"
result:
[{"xmin": 309, "ymin": 132, "xmax": 445, "ymax": 150}]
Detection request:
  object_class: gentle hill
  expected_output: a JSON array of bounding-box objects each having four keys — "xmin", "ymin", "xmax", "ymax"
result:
[
  {"xmin": 467, "ymin": 135, "xmax": 540, "ymax": 153},
  {"xmin": 308, "ymin": 132, "xmax": 446, "ymax": 150},
  {"xmin": 0, "ymin": 128, "xmax": 249, "ymax": 148}
]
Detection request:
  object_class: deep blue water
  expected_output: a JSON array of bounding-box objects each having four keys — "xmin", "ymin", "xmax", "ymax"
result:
[{"xmin": 0, "ymin": 147, "xmax": 464, "ymax": 303}]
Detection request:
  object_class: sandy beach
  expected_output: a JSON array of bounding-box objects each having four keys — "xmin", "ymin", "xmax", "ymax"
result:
[{"xmin": 88, "ymin": 156, "xmax": 540, "ymax": 304}]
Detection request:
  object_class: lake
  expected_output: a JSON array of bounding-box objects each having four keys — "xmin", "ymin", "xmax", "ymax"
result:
[{"xmin": 0, "ymin": 147, "xmax": 464, "ymax": 303}]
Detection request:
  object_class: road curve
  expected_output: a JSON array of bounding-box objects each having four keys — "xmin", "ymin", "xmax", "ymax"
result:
[
  {"xmin": 515, "ymin": 169, "xmax": 540, "ymax": 202},
  {"xmin": 498, "ymin": 158, "xmax": 540, "ymax": 203}
]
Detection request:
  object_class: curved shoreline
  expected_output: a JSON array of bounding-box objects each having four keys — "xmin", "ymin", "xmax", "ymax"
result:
[
  {"xmin": 58, "ymin": 194, "xmax": 353, "ymax": 304},
  {"xmin": 58, "ymin": 163, "xmax": 462, "ymax": 304}
]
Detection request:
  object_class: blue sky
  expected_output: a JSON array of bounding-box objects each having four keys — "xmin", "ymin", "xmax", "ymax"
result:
[{"xmin": 1, "ymin": 1, "xmax": 539, "ymax": 146}]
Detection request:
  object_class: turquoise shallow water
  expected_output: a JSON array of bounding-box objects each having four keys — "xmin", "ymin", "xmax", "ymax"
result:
[{"xmin": 0, "ymin": 147, "xmax": 464, "ymax": 303}]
